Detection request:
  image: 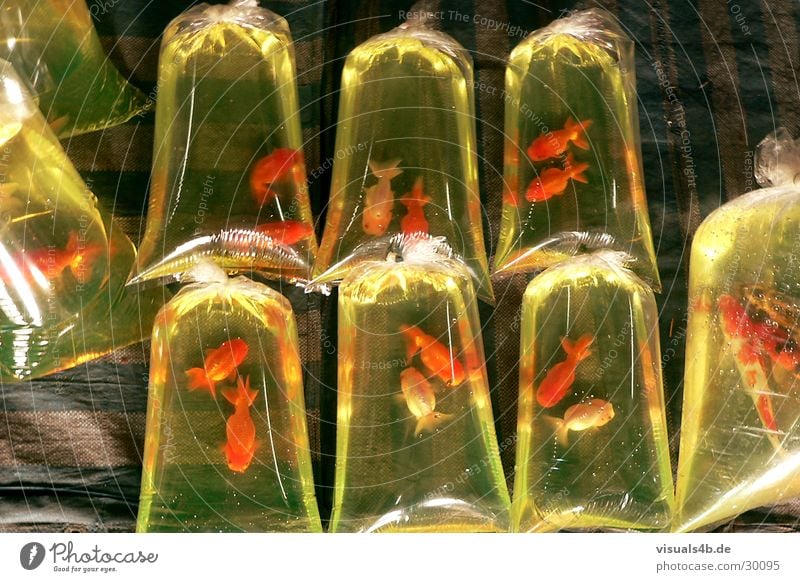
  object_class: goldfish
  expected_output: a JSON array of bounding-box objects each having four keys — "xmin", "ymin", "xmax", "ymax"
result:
[
  {"xmin": 255, "ymin": 220, "xmax": 314, "ymax": 245},
  {"xmin": 222, "ymin": 375, "xmax": 259, "ymax": 473},
  {"xmin": 527, "ymin": 117, "xmax": 593, "ymax": 161},
  {"xmin": 399, "ymin": 177, "xmax": 430, "ymax": 234},
  {"xmin": 536, "ymin": 334, "xmax": 594, "ymax": 408},
  {"xmin": 544, "ymin": 398, "xmax": 615, "ymax": 446},
  {"xmin": 718, "ymin": 294, "xmax": 785, "ymax": 454},
  {"xmin": 399, "ymin": 367, "xmax": 453, "ymax": 436},
  {"xmin": 400, "ymin": 324, "xmax": 465, "ymax": 387},
  {"xmin": 185, "ymin": 338, "xmax": 249, "ymax": 398},
  {"xmin": 250, "ymin": 148, "xmax": 302, "ymax": 206},
  {"xmin": 525, "ymin": 153, "xmax": 589, "ymax": 203},
  {"xmin": 362, "ymin": 158, "xmax": 402, "ymax": 236},
  {"xmin": 2, "ymin": 231, "xmax": 103, "ymax": 286}
]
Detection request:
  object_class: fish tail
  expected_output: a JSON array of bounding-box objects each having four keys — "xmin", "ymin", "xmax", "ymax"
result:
[
  {"xmin": 570, "ymin": 162, "xmax": 589, "ymax": 184},
  {"xmin": 569, "ymin": 118, "xmax": 593, "ymax": 150},
  {"xmin": 222, "ymin": 386, "xmax": 238, "ymax": 405},
  {"xmin": 368, "ymin": 158, "xmax": 403, "ymax": 180},
  {"xmin": 543, "ymin": 415, "xmax": 569, "ymax": 446},
  {"xmin": 186, "ymin": 368, "xmax": 216, "ymax": 397},
  {"xmin": 561, "ymin": 334, "xmax": 593, "ymax": 360}
]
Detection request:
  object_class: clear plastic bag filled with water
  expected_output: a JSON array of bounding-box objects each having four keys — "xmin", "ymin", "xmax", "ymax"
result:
[
  {"xmin": 493, "ymin": 9, "xmax": 660, "ymax": 290},
  {"xmin": 675, "ymin": 129, "xmax": 800, "ymax": 532},
  {"xmin": 129, "ymin": 0, "xmax": 317, "ymax": 287},
  {"xmin": 0, "ymin": 0, "xmax": 146, "ymax": 137},
  {"xmin": 329, "ymin": 236, "xmax": 509, "ymax": 532},
  {"xmin": 137, "ymin": 263, "xmax": 321, "ymax": 532},
  {"xmin": 512, "ymin": 251, "xmax": 673, "ymax": 531},
  {"xmin": 311, "ymin": 16, "xmax": 493, "ymax": 303},
  {"xmin": 0, "ymin": 59, "xmax": 161, "ymax": 381}
]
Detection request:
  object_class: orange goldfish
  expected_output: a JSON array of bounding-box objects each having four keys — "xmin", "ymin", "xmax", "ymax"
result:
[
  {"xmin": 2, "ymin": 231, "xmax": 103, "ymax": 285},
  {"xmin": 255, "ymin": 220, "xmax": 314, "ymax": 245},
  {"xmin": 399, "ymin": 177, "xmax": 430, "ymax": 234},
  {"xmin": 250, "ymin": 148, "xmax": 302, "ymax": 206},
  {"xmin": 362, "ymin": 158, "xmax": 403, "ymax": 236},
  {"xmin": 400, "ymin": 324, "xmax": 465, "ymax": 387},
  {"xmin": 185, "ymin": 338, "xmax": 249, "ymax": 398},
  {"xmin": 544, "ymin": 398, "xmax": 615, "ymax": 446},
  {"xmin": 400, "ymin": 367, "xmax": 453, "ymax": 436},
  {"xmin": 718, "ymin": 295, "xmax": 784, "ymax": 453},
  {"xmin": 525, "ymin": 154, "xmax": 589, "ymax": 203},
  {"xmin": 536, "ymin": 334, "xmax": 594, "ymax": 408},
  {"xmin": 527, "ymin": 117, "xmax": 593, "ymax": 161},
  {"xmin": 222, "ymin": 375, "xmax": 259, "ymax": 473}
]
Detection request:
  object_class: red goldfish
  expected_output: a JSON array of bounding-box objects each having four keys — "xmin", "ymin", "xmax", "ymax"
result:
[
  {"xmin": 399, "ymin": 177, "xmax": 430, "ymax": 234},
  {"xmin": 536, "ymin": 334, "xmax": 594, "ymax": 408},
  {"xmin": 362, "ymin": 158, "xmax": 402, "ymax": 236},
  {"xmin": 544, "ymin": 398, "xmax": 615, "ymax": 446},
  {"xmin": 255, "ymin": 220, "xmax": 314, "ymax": 245},
  {"xmin": 2, "ymin": 231, "xmax": 103, "ymax": 285},
  {"xmin": 250, "ymin": 148, "xmax": 302, "ymax": 206},
  {"xmin": 718, "ymin": 295, "xmax": 784, "ymax": 453},
  {"xmin": 525, "ymin": 154, "xmax": 589, "ymax": 203},
  {"xmin": 185, "ymin": 338, "xmax": 249, "ymax": 398},
  {"xmin": 222, "ymin": 375, "xmax": 259, "ymax": 473},
  {"xmin": 527, "ymin": 117, "xmax": 593, "ymax": 161},
  {"xmin": 400, "ymin": 324, "xmax": 465, "ymax": 387},
  {"xmin": 400, "ymin": 367, "xmax": 452, "ymax": 436}
]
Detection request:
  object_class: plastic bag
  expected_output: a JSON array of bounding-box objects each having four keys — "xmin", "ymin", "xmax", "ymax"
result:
[
  {"xmin": 493, "ymin": 9, "xmax": 660, "ymax": 291},
  {"xmin": 137, "ymin": 262, "xmax": 322, "ymax": 532},
  {"xmin": 128, "ymin": 0, "xmax": 317, "ymax": 287},
  {"xmin": 0, "ymin": 0, "xmax": 146, "ymax": 138},
  {"xmin": 675, "ymin": 129, "xmax": 800, "ymax": 532},
  {"xmin": 0, "ymin": 59, "xmax": 161, "ymax": 380},
  {"xmin": 512, "ymin": 251, "xmax": 673, "ymax": 531},
  {"xmin": 329, "ymin": 236, "xmax": 509, "ymax": 532},
  {"xmin": 311, "ymin": 16, "xmax": 494, "ymax": 304}
]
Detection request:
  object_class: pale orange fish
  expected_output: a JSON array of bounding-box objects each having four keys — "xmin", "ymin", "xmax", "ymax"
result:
[
  {"xmin": 255, "ymin": 220, "xmax": 314, "ymax": 245},
  {"xmin": 527, "ymin": 117, "xmax": 593, "ymax": 161},
  {"xmin": 400, "ymin": 367, "xmax": 452, "ymax": 436},
  {"xmin": 250, "ymin": 148, "xmax": 303, "ymax": 206},
  {"xmin": 536, "ymin": 334, "xmax": 594, "ymax": 408},
  {"xmin": 222, "ymin": 375, "xmax": 259, "ymax": 473},
  {"xmin": 400, "ymin": 324, "xmax": 465, "ymax": 387},
  {"xmin": 525, "ymin": 153, "xmax": 589, "ymax": 203},
  {"xmin": 399, "ymin": 177, "xmax": 430, "ymax": 234},
  {"xmin": 0, "ymin": 231, "xmax": 104, "ymax": 286},
  {"xmin": 362, "ymin": 158, "xmax": 402, "ymax": 236},
  {"xmin": 718, "ymin": 294, "xmax": 783, "ymax": 453},
  {"xmin": 185, "ymin": 338, "xmax": 249, "ymax": 398},
  {"xmin": 544, "ymin": 398, "xmax": 615, "ymax": 446}
]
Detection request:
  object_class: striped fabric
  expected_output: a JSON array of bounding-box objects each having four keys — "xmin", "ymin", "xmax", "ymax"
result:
[{"xmin": 1, "ymin": 0, "xmax": 798, "ymax": 532}]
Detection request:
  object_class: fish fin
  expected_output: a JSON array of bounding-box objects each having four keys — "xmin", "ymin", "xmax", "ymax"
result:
[
  {"xmin": 543, "ymin": 415, "xmax": 569, "ymax": 446},
  {"xmin": 571, "ymin": 164, "xmax": 589, "ymax": 184},
  {"xmin": 368, "ymin": 158, "xmax": 403, "ymax": 180},
  {"xmin": 400, "ymin": 325, "xmax": 421, "ymax": 360},
  {"xmin": 222, "ymin": 386, "xmax": 238, "ymax": 405},
  {"xmin": 186, "ymin": 368, "xmax": 215, "ymax": 397},
  {"xmin": 414, "ymin": 412, "xmax": 453, "ymax": 437},
  {"xmin": 756, "ymin": 393, "xmax": 778, "ymax": 432},
  {"xmin": 66, "ymin": 231, "xmax": 80, "ymax": 254},
  {"xmin": 570, "ymin": 119, "xmax": 593, "ymax": 150},
  {"xmin": 239, "ymin": 376, "xmax": 258, "ymax": 407},
  {"xmin": 570, "ymin": 334, "xmax": 594, "ymax": 361}
]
